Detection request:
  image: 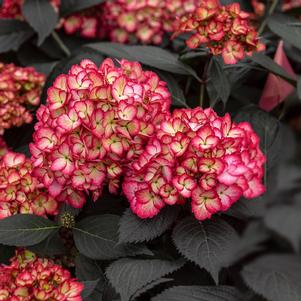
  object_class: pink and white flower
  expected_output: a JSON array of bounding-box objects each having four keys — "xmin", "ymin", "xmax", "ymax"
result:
[{"xmin": 123, "ymin": 107, "xmax": 265, "ymax": 220}]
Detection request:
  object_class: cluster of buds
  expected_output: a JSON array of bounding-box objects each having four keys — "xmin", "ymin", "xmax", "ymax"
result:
[
  {"xmin": 0, "ymin": 0, "xmax": 60, "ymax": 19},
  {"xmin": 123, "ymin": 107, "xmax": 265, "ymax": 220},
  {"xmin": 0, "ymin": 62, "xmax": 45, "ymax": 134},
  {"xmin": 0, "ymin": 249, "xmax": 83, "ymax": 301},
  {"xmin": 30, "ymin": 59, "xmax": 171, "ymax": 208},
  {"xmin": 99, "ymin": 0, "xmax": 199, "ymax": 44},
  {"xmin": 173, "ymin": 0, "xmax": 265, "ymax": 64},
  {"xmin": 0, "ymin": 151, "xmax": 58, "ymax": 219}
]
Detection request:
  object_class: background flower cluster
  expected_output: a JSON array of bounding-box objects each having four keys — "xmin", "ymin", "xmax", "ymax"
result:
[
  {"xmin": 0, "ymin": 62, "xmax": 45, "ymax": 134},
  {"xmin": 173, "ymin": 0, "xmax": 265, "ymax": 64},
  {"xmin": 0, "ymin": 249, "xmax": 83, "ymax": 300}
]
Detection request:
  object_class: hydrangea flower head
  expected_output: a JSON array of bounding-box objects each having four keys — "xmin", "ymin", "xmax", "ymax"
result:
[
  {"xmin": 63, "ymin": 0, "xmax": 199, "ymax": 44},
  {"xmin": 0, "ymin": 249, "xmax": 83, "ymax": 300},
  {"xmin": 30, "ymin": 59, "xmax": 171, "ymax": 208},
  {"xmin": 0, "ymin": 62, "xmax": 45, "ymax": 134},
  {"xmin": 123, "ymin": 107, "xmax": 265, "ymax": 220},
  {"xmin": 102, "ymin": 0, "xmax": 199, "ymax": 44},
  {"xmin": 173, "ymin": 0, "xmax": 265, "ymax": 64},
  {"xmin": 0, "ymin": 151, "xmax": 59, "ymax": 219}
]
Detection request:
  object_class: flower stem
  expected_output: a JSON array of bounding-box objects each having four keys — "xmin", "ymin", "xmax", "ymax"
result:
[
  {"xmin": 258, "ymin": 0, "xmax": 280, "ymax": 35},
  {"xmin": 199, "ymin": 83, "xmax": 205, "ymax": 108},
  {"xmin": 51, "ymin": 31, "xmax": 71, "ymax": 57},
  {"xmin": 199, "ymin": 56, "xmax": 212, "ymax": 108}
]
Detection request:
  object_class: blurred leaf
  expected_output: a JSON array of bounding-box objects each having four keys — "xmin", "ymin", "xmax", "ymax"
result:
[
  {"xmin": 87, "ymin": 43, "xmax": 199, "ymax": 78},
  {"xmin": 60, "ymin": 0, "xmax": 105, "ymax": 15},
  {"xmin": 208, "ymin": 57, "xmax": 231, "ymax": 105},
  {"xmin": 242, "ymin": 255, "xmax": 301, "ymax": 301},
  {"xmin": 225, "ymin": 197, "xmax": 266, "ymax": 219},
  {"xmin": 0, "ymin": 244, "xmax": 15, "ymax": 264},
  {"xmin": 106, "ymin": 258, "xmax": 184, "ymax": 301},
  {"xmin": 76, "ymin": 254, "xmax": 105, "ymax": 301},
  {"xmin": 155, "ymin": 71, "xmax": 188, "ymax": 107},
  {"xmin": 0, "ymin": 19, "xmax": 34, "ymax": 53},
  {"xmin": 268, "ymin": 14, "xmax": 301, "ymax": 52},
  {"xmin": 220, "ymin": 0, "xmax": 253, "ymax": 11},
  {"xmin": 14, "ymin": 144, "xmax": 31, "ymax": 158},
  {"xmin": 119, "ymin": 206, "xmax": 180, "ymax": 244},
  {"xmin": 152, "ymin": 285, "xmax": 244, "ymax": 301},
  {"xmin": 22, "ymin": 0, "xmax": 58, "ymax": 45},
  {"xmin": 73, "ymin": 214, "xmax": 151, "ymax": 260},
  {"xmin": 81, "ymin": 279, "xmax": 101, "ymax": 299},
  {"xmin": 0, "ymin": 214, "xmax": 59, "ymax": 246},
  {"xmin": 251, "ymin": 52, "xmax": 296, "ymax": 86},
  {"xmin": 228, "ymin": 221, "xmax": 270, "ymax": 265},
  {"xmin": 102, "ymin": 281, "xmax": 121, "ymax": 301},
  {"xmin": 28, "ymin": 231, "xmax": 65, "ymax": 256},
  {"xmin": 75, "ymin": 254, "xmax": 104, "ymax": 281},
  {"xmin": 297, "ymin": 76, "xmax": 301, "ymax": 100},
  {"xmin": 172, "ymin": 217, "xmax": 239, "ymax": 283},
  {"xmin": 265, "ymin": 205, "xmax": 301, "ymax": 252}
]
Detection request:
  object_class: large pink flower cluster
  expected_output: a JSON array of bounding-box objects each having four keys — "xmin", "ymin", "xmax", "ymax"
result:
[
  {"xmin": 0, "ymin": 151, "xmax": 58, "ymax": 219},
  {"xmin": 0, "ymin": 0, "xmax": 60, "ymax": 19},
  {"xmin": 0, "ymin": 249, "xmax": 83, "ymax": 301},
  {"xmin": 30, "ymin": 59, "xmax": 171, "ymax": 208},
  {"xmin": 0, "ymin": 62, "xmax": 45, "ymax": 134},
  {"xmin": 123, "ymin": 107, "xmax": 265, "ymax": 220},
  {"xmin": 173, "ymin": 0, "xmax": 265, "ymax": 64}
]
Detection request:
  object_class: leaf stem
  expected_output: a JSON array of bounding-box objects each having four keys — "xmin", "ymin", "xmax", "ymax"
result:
[
  {"xmin": 258, "ymin": 0, "xmax": 280, "ymax": 35},
  {"xmin": 51, "ymin": 31, "xmax": 71, "ymax": 57},
  {"xmin": 199, "ymin": 56, "xmax": 212, "ymax": 108},
  {"xmin": 199, "ymin": 84, "xmax": 205, "ymax": 108}
]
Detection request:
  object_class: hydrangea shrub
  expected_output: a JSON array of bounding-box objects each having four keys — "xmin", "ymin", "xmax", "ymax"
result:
[{"xmin": 0, "ymin": 1, "xmax": 299, "ymax": 300}]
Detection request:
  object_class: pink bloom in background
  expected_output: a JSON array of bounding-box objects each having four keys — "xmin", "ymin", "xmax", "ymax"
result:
[
  {"xmin": 123, "ymin": 107, "xmax": 265, "ymax": 220},
  {"xmin": 0, "ymin": 151, "xmax": 59, "ymax": 219},
  {"xmin": 0, "ymin": 249, "xmax": 83, "ymax": 301},
  {"xmin": 0, "ymin": 62, "xmax": 45, "ymax": 134},
  {"xmin": 62, "ymin": 0, "xmax": 199, "ymax": 43},
  {"xmin": 30, "ymin": 59, "xmax": 171, "ymax": 208},
  {"xmin": 259, "ymin": 40, "xmax": 296, "ymax": 112},
  {"xmin": 173, "ymin": 0, "xmax": 265, "ymax": 64},
  {"xmin": 0, "ymin": 0, "xmax": 60, "ymax": 18}
]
